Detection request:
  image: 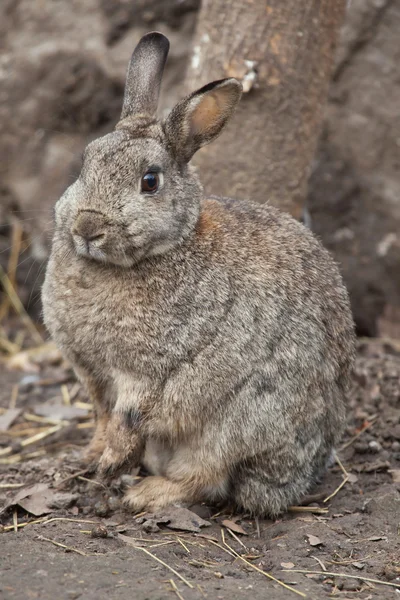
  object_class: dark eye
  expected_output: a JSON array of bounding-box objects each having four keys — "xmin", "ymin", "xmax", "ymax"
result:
[{"xmin": 141, "ymin": 172, "xmax": 160, "ymax": 193}]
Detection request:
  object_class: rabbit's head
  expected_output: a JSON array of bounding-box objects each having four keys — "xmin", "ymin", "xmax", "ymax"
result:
[{"xmin": 55, "ymin": 32, "xmax": 242, "ymax": 266}]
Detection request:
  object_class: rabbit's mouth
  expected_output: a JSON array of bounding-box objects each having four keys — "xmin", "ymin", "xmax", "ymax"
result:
[
  {"xmin": 73, "ymin": 233, "xmax": 107, "ymax": 262},
  {"xmin": 70, "ymin": 209, "xmax": 138, "ymax": 266},
  {"xmin": 71, "ymin": 231, "xmax": 145, "ymax": 267}
]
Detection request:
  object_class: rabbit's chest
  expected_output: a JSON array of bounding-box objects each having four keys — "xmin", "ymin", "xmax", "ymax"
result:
[
  {"xmin": 44, "ymin": 262, "xmax": 168, "ymax": 372},
  {"xmin": 43, "ymin": 251, "xmax": 232, "ymax": 377}
]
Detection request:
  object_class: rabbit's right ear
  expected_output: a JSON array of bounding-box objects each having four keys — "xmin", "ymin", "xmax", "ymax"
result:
[
  {"xmin": 164, "ymin": 78, "xmax": 242, "ymax": 163},
  {"xmin": 120, "ymin": 32, "xmax": 170, "ymax": 121}
]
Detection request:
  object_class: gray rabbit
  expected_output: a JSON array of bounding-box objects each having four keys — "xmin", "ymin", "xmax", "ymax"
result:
[{"xmin": 42, "ymin": 32, "xmax": 355, "ymax": 516}]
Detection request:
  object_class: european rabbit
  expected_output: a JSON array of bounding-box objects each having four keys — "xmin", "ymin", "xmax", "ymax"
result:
[{"xmin": 42, "ymin": 32, "xmax": 355, "ymax": 516}]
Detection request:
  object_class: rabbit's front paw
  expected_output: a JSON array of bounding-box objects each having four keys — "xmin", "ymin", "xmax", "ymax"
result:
[
  {"xmin": 81, "ymin": 415, "xmax": 109, "ymax": 472},
  {"xmin": 97, "ymin": 446, "xmax": 128, "ymax": 480},
  {"xmin": 123, "ymin": 476, "xmax": 187, "ymax": 513}
]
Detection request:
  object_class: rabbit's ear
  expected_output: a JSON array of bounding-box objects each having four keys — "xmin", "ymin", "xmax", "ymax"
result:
[
  {"xmin": 164, "ymin": 78, "xmax": 242, "ymax": 162},
  {"xmin": 120, "ymin": 32, "xmax": 170, "ymax": 121}
]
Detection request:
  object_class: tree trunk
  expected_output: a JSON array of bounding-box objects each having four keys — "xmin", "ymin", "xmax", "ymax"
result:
[{"xmin": 184, "ymin": 0, "xmax": 346, "ymax": 218}]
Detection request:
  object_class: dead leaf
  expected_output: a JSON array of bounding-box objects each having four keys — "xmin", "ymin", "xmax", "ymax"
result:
[
  {"xmin": 34, "ymin": 402, "xmax": 89, "ymax": 420},
  {"xmin": 0, "ymin": 408, "xmax": 22, "ymax": 431},
  {"xmin": 352, "ymin": 562, "xmax": 365, "ymax": 570},
  {"xmin": 281, "ymin": 562, "xmax": 295, "ymax": 569},
  {"xmin": 1, "ymin": 483, "xmax": 55, "ymax": 516},
  {"xmin": 306, "ymin": 534, "xmax": 323, "ymax": 546},
  {"xmin": 149, "ymin": 507, "xmax": 210, "ymax": 533},
  {"xmin": 347, "ymin": 473, "xmax": 359, "ymax": 484},
  {"xmin": 221, "ymin": 519, "xmax": 248, "ymax": 535},
  {"xmin": 389, "ymin": 469, "xmax": 400, "ymax": 483},
  {"xmin": 1, "ymin": 484, "xmax": 77, "ymax": 516},
  {"xmin": 363, "ymin": 460, "xmax": 390, "ymax": 473}
]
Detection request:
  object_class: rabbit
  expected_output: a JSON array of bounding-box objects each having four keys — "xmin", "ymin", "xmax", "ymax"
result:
[{"xmin": 42, "ymin": 31, "xmax": 356, "ymax": 516}]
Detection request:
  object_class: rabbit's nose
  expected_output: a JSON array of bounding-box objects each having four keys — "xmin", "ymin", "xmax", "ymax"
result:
[{"xmin": 73, "ymin": 212, "xmax": 106, "ymax": 242}]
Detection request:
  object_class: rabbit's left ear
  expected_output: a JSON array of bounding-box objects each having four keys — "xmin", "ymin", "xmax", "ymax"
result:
[
  {"xmin": 164, "ymin": 78, "xmax": 242, "ymax": 163},
  {"xmin": 120, "ymin": 31, "xmax": 170, "ymax": 121}
]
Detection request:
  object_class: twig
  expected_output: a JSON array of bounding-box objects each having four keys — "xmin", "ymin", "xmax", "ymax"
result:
[
  {"xmin": 149, "ymin": 541, "xmax": 176, "ymax": 549},
  {"xmin": 220, "ymin": 529, "xmax": 306, "ymax": 597},
  {"xmin": 0, "ymin": 424, "xmax": 63, "ymax": 458},
  {"xmin": 339, "ymin": 418, "xmax": 377, "ymax": 451},
  {"xmin": 177, "ymin": 537, "xmax": 191, "ymax": 554},
  {"xmin": 0, "ymin": 449, "xmax": 46, "ymax": 464},
  {"xmin": 323, "ymin": 476, "xmax": 349, "ymax": 504},
  {"xmin": 13, "ymin": 509, "xmax": 18, "ymax": 533},
  {"xmin": 226, "ymin": 526, "xmax": 248, "ymax": 550},
  {"xmin": 0, "ymin": 221, "xmax": 23, "ymax": 321},
  {"xmin": 136, "ymin": 547, "xmax": 194, "ymax": 588},
  {"xmin": 38, "ymin": 535, "xmax": 87, "ymax": 556},
  {"xmin": 2, "ymin": 517, "xmax": 100, "ymax": 532},
  {"xmin": 118, "ymin": 535, "xmax": 194, "ymax": 588},
  {"xmin": 73, "ymin": 401, "xmax": 93, "ymax": 411},
  {"xmin": 55, "ymin": 469, "xmax": 92, "ymax": 489},
  {"xmin": 311, "ymin": 555, "xmax": 327, "ymax": 571},
  {"xmin": 77, "ymin": 476, "xmax": 107, "ymax": 489},
  {"xmin": 324, "ymin": 454, "xmax": 349, "ymax": 503},
  {"xmin": 0, "ymin": 263, "xmax": 43, "ymax": 344},
  {"xmin": 61, "ymin": 385, "xmax": 71, "ymax": 405},
  {"xmin": 23, "ymin": 413, "xmax": 68, "ymax": 426},
  {"xmin": 281, "ymin": 569, "xmax": 400, "ymax": 590},
  {"xmin": 20, "ymin": 424, "xmax": 63, "ymax": 448},
  {"xmin": 169, "ymin": 579, "xmax": 185, "ymax": 600},
  {"xmin": 335, "ymin": 454, "xmax": 349, "ymax": 477},
  {"xmin": 9, "ymin": 385, "xmax": 19, "ymax": 409},
  {"xmin": 289, "ymin": 506, "xmax": 329, "ymax": 515},
  {"xmin": 0, "ymin": 483, "xmax": 25, "ymax": 489}
]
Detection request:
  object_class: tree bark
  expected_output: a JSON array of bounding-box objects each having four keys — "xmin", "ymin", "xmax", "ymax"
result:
[{"xmin": 184, "ymin": 0, "xmax": 346, "ymax": 218}]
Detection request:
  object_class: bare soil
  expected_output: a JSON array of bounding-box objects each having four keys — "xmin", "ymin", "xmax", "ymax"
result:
[{"xmin": 0, "ymin": 337, "xmax": 399, "ymax": 600}]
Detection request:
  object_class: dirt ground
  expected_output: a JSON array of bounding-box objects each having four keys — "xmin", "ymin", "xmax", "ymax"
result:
[{"xmin": 0, "ymin": 334, "xmax": 399, "ymax": 600}]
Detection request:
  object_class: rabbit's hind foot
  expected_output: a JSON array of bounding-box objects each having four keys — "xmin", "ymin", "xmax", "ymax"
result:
[{"xmin": 123, "ymin": 476, "xmax": 189, "ymax": 513}]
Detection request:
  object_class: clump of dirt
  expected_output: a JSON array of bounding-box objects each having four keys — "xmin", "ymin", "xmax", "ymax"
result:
[{"xmin": 0, "ymin": 338, "xmax": 399, "ymax": 599}]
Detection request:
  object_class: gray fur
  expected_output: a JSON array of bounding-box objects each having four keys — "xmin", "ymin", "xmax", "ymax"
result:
[
  {"xmin": 120, "ymin": 31, "xmax": 169, "ymax": 122},
  {"xmin": 42, "ymin": 32, "xmax": 355, "ymax": 516}
]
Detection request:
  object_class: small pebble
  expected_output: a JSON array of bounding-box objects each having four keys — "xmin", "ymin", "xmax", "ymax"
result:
[
  {"xmin": 353, "ymin": 442, "xmax": 368, "ymax": 454},
  {"xmin": 368, "ymin": 440, "xmax": 381, "ymax": 453},
  {"xmin": 107, "ymin": 496, "xmax": 121, "ymax": 512},
  {"xmin": 342, "ymin": 579, "xmax": 361, "ymax": 591},
  {"xmin": 142, "ymin": 520, "xmax": 160, "ymax": 534},
  {"xmin": 91, "ymin": 525, "xmax": 108, "ymax": 538},
  {"xmin": 94, "ymin": 501, "xmax": 110, "ymax": 518},
  {"xmin": 392, "ymin": 441, "xmax": 400, "ymax": 451},
  {"xmin": 66, "ymin": 591, "xmax": 81, "ymax": 600},
  {"xmin": 19, "ymin": 374, "xmax": 41, "ymax": 390}
]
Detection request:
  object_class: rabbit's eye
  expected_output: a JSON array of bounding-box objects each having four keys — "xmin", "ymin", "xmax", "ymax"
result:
[{"xmin": 141, "ymin": 172, "xmax": 160, "ymax": 193}]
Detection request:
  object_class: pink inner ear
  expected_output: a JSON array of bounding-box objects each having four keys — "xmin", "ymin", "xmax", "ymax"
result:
[{"xmin": 190, "ymin": 93, "xmax": 222, "ymax": 136}]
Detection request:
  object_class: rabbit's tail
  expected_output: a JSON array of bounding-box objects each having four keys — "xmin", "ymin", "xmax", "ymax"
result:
[{"xmin": 232, "ymin": 449, "xmax": 333, "ymax": 517}]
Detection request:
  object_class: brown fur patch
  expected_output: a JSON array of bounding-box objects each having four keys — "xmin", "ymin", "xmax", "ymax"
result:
[{"xmin": 195, "ymin": 201, "xmax": 222, "ymax": 237}]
